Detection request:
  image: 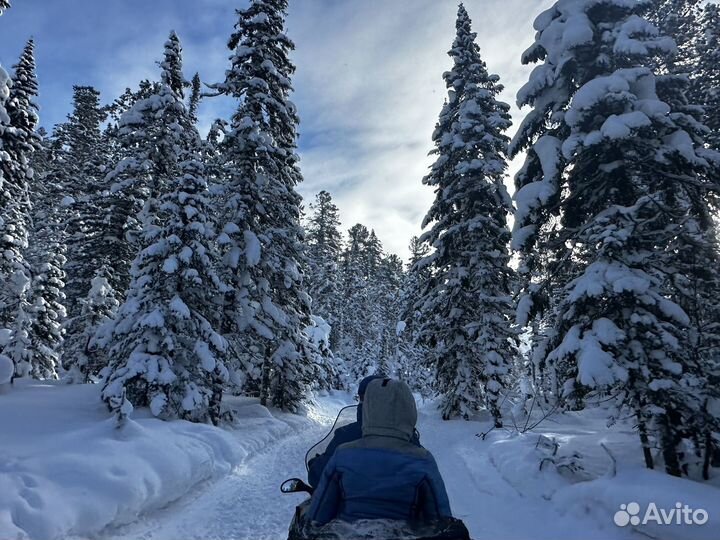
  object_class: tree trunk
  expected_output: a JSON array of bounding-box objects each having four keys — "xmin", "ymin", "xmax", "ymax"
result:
[
  {"xmin": 702, "ymin": 429, "xmax": 713, "ymax": 480},
  {"xmin": 661, "ymin": 411, "xmax": 682, "ymax": 477},
  {"xmin": 638, "ymin": 416, "xmax": 655, "ymax": 470}
]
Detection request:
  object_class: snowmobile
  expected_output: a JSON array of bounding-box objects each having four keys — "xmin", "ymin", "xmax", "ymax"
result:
[{"xmin": 280, "ymin": 405, "xmax": 472, "ymax": 540}]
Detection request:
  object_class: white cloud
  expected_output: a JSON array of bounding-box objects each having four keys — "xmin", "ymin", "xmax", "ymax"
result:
[
  {"xmin": 288, "ymin": 0, "xmax": 554, "ymax": 258},
  {"xmin": 6, "ymin": 0, "xmax": 555, "ymax": 260}
]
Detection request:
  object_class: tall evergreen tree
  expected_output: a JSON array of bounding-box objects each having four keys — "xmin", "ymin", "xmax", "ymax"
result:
[
  {"xmin": 102, "ymin": 36, "xmax": 229, "ymax": 423},
  {"xmin": 338, "ymin": 224, "xmax": 378, "ymax": 377},
  {"xmin": 26, "ymin": 243, "xmax": 66, "ymax": 380},
  {"xmin": 397, "ymin": 236, "xmax": 433, "ymax": 394},
  {"xmin": 188, "ymin": 72, "xmax": 202, "ymax": 122},
  {"xmin": 691, "ymin": 2, "xmax": 720, "ymax": 151},
  {"xmin": 375, "ymin": 253, "xmax": 404, "ymax": 375},
  {"xmin": 649, "ymin": 0, "xmax": 702, "ymax": 72},
  {"xmin": 510, "ymin": 0, "xmax": 720, "ymax": 475},
  {"xmin": 216, "ymin": 0, "xmax": 314, "ymax": 410},
  {"xmin": 1, "ymin": 39, "xmax": 40, "ymax": 377},
  {"xmin": 63, "ymin": 266, "xmax": 119, "ymax": 382},
  {"xmin": 104, "ymin": 32, "xmax": 196, "ymax": 296},
  {"xmin": 305, "ymin": 190, "xmax": 342, "ymax": 346},
  {"xmin": 415, "ymin": 4, "xmax": 516, "ymax": 424},
  {"xmin": 61, "ymin": 86, "xmax": 109, "ymax": 316},
  {"xmin": 160, "ymin": 31, "xmax": 187, "ymax": 98},
  {"xmin": 101, "ymin": 156, "xmax": 229, "ymax": 424}
]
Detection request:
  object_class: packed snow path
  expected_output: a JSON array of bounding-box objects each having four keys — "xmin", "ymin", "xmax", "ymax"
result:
[
  {"xmin": 89, "ymin": 402, "xmax": 612, "ymax": 540},
  {"xmin": 97, "ymin": 424, "xmax": 325, "ymax": 540},
  {"xmin": 64, "ymin": 393, "xmax": 717, "ymax": 540}
]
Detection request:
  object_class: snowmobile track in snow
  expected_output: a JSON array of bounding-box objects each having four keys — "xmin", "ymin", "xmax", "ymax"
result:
[{"xmin": 95, "ymin": 421, "xmax": 328, "ymax": 540}]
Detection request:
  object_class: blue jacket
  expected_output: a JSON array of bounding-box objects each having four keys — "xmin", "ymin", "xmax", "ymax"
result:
[
  {"xmin": 308, "ymin": 404, "xmax": 422, "ymax": 488},
  {"xmin": 307, "ymin": 379, "xmax": 452, "ymax": 525}
]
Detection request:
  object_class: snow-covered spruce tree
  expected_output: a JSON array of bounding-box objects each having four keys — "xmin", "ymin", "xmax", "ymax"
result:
[
  {"xmin": 103, "ymin": 32, "xmax": 195, "ymax": 297},
  {"xmin": 216, "ymin": 0, "xmax": 314, "ymax": 411},
  {"xmin": 61, "ymin": 86, "xmax": 110, "ymax": 317},
  {"xmin": 649, "ymin": 0, "xmax": 702, "ymax": 73},
  {"xmin": 0, "ymin": 25, "xmax": 11, "ymax": 365},
  {"xmin": 305, "ymin": 314, "xmax": 342, "ymax": 391},
  {"xmin": 337, "ymin": 224, "xmax": 380, "ymax": 378},
  {"xmin": 305, "ymin": 190, "xmax": 342, "ymax": 348},
  {"xmin": 201, "ymin": 118, "xmax": 228, "ymax": 190},
  {"xmin": 26, "ymin": 244, "xmax": 66, "ymax": 379},
  {"xmin": 188, "ymin": 72, "xmax": 202, "ymax": 123},
  {"xmin": 8, "ymin": 46, "xmax": 70, "ymax": 385},
  {"xmin": 397, "ymin": 236, "xmax": 433, "ymax": 396},
  {"xmin": 510, "ymin": 0, "xmax": 720, "ymax": 475},
  {"xmin": 101, "ymin": 156, "xmax": 229, "ymax": 424},
  {"xmin": 28, "ymin": 129, "xmax": 66, "ymax": 254},
  {"xmin": 62, "ymin": 265, "xmax": 119, "ymax": 383},
  {"xmin": 690, "ymin": 2, "xmax": 720, "ymax": 151},
  {"xmin": 415, "ymin": 4, "xmax": 517, "ymax": 424},
  {"xmin": 1, "ymin": 40, "xmax": 40, "ymax": 377},
  {"xmin": 1, "ymin": 40, "xmax": 38, "ymax": 326},
  {"xmin": 0, "ymin": 0, "xmax": 9, "ymax": 300},
  {"xmin": 26, "ymin": 133, "xmax": 71, "ymax": 370},
  {"xmin": 375, "ymin": 254, "xmax": 404, "ymax": 376}
]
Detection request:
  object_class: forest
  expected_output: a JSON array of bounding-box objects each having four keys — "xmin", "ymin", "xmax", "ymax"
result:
[{"xmin": 1, "ymin": 3, "xmax": 719, "ymax": 531}]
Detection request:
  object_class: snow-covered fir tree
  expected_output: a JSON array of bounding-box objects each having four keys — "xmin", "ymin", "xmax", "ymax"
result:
[
  {"xmin": 216, "ymin": 0, "xmax": 314, "ymax": 410},
  {"xmin": 0, "ymin": 0, "xmax": 9, "ymax": 15},
  {"xmin": 101, "ymin": 156, "xmax": 229, "ymax": 424},
  {"xmin": 415, "ymin": 4, "xmax": 517, "ymax": 424},
  {"xmin": 337, "ymin": 224, "xmax": 380, "ymax": 378},
  {"xmin": 188, "ymin": 72, "xmax": 202, "ymax": 122},
  {"xmin": 26, "ymin": 244, "xmax": 66, "ymax": 380},
  {"xmin": 649, "ymin": 0, "xmax": 702, "ymax": 73},
  {"xmin": 305, "ymin": 314, "xmax": 342, "ymax": 391},
  {"xmin": 27, "ymin": 131, "xmax": 70, "ymax": 367},
  {"xmin": 62, "ymin": 266, "xmax": 119, "ymax": 383},
  {"xmin": 1, "ymin": 39, "xmax": 40, "ymax": 378},
  {"xmin": 0, "ymin": 27, "xmax": 9, "ymax": 347},
  {"xmin": 510, "ymin": 0, "xmax": 720, "ymax": 476},
  {"xmin": 397, "ymin": 236, "xmax": 433, "ymax": 395},
  {"xmin": 103, "ymin": 32, "xmax": 196, "ymax": 297},
  {"xmin": 691, "ymin": 2, "xmax": 720, "ymax": 150},
  {"xmin": 61, "ymin": 86, "xmax": 110, "ymax": 317},
  {"xmin": 305, "ymin": 190, "xmax": 342, "ymax": 347},
  {"xmin": 375, "ymin": 254, "xmax": 404, "ymax": 376}
]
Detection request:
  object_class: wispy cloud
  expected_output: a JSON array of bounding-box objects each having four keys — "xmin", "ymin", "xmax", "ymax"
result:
[{"xmin": 0, "ymin": 0, "xmax": 554, "ymax": 258}]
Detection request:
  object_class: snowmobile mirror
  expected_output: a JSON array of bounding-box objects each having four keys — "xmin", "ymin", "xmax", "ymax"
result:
[{"xmin": 280, "ymin": 478, "xmax": 313, "ymax": 494}]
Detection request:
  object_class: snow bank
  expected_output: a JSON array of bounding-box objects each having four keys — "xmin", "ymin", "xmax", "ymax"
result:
[
  {"xmin": 0, "ymin": 354, "xmax": 13, "ymax": 384},
  {"xmin": 0, "ymin": 380, "xmax": 321, "ymax": 540},
  {"xmin": 419, "ymin": 401, "xmax": 719, "ymax": 540}
]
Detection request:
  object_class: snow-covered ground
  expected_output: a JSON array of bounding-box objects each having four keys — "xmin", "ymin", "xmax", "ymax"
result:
[
  {"xmin": 1, "ymin": 384, "xmax": 718, "ymax": 540},
  {"xmin": 0, "ymin": 381, "xmax": 344, "ymax": 540},
  {"xmin": 421, "ymin": 401, "xmax": 720, "ymax": 540}
]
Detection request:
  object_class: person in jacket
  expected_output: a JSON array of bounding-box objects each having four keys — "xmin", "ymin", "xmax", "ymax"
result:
[
  {"xmin": 306, "ymin": 378, "xmax": 452, "ymax": 524},
  {"xmin": 307, "ymin": 374, "xmax": 385, "ymax": 487}
]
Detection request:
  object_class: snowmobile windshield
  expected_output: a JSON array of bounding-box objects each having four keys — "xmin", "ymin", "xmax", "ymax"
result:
[{"xmin": 304, "ymin": 404, "xmax": 358, "ymax": 472}]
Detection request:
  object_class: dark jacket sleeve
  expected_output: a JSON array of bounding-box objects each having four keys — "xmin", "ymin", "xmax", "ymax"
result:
[
  {"xmin": 308, "ymin": 423, "xmax": 358, "ymax": 487},
  {"xmin": 307, "ymin": 453, "xmax": 342, "ymax": 525},
  {"xmin": 307, "ymin": 451, "xmax": 330, "ymax": 488},
  {"xmin": 420, "ymin": 453, "xmax": 452, "ymax": 518}
]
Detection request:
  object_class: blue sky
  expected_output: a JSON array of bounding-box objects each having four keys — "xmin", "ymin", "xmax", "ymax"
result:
[{"xmin": 0, "ymin": 0, "xmax": 553, "ymax": 258}]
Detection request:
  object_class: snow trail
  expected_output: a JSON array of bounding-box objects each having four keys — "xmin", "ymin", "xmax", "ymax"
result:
[
  {"xmin": 58, "ymin": 394, "xmax": 718, "ymax": 540},
  {"xmin": 94, "ymin": 402, "xmax": 336, "ymax": 540},
  {"xmin": 102, "ymin": 428, "xmax": 320, "ymax": 540}
]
